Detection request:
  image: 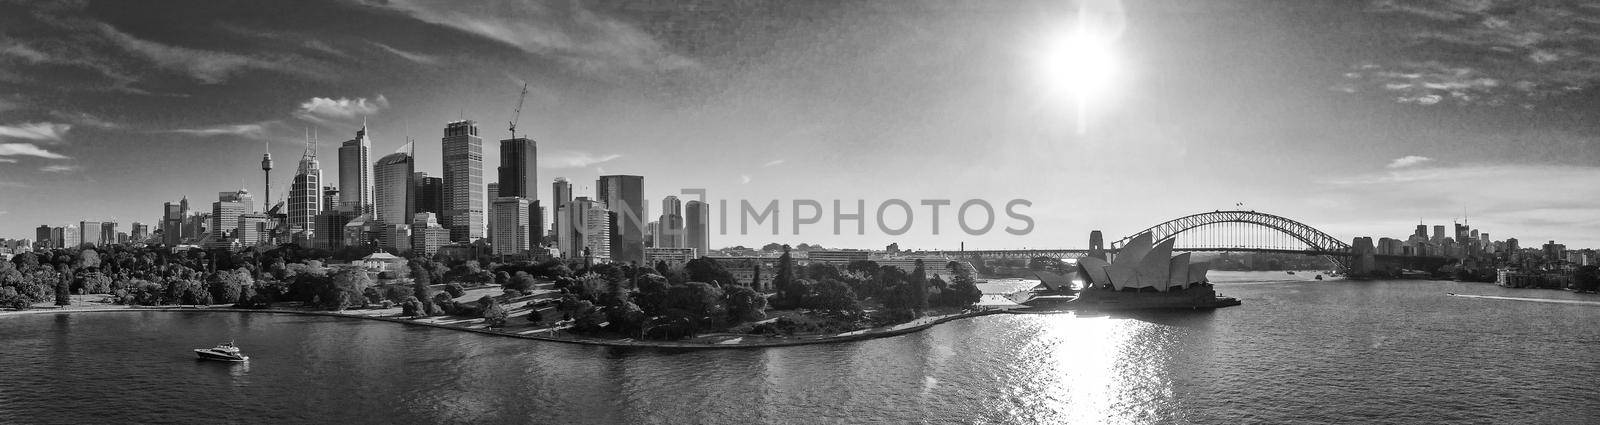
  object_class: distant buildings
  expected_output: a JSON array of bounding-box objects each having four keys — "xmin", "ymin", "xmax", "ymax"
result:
[
  {"xmin": 656, "ymin": 196, "xmax": 683, "ymax": 249},
  {"xmin": 288, "ymin": 136, "xmax": 323, "ymax": 236},
  {"xmin": 644, "ymin": 247, "xmax": 696, "ymax": 268},
  {"xmin": 597, "ymin": 175, "xmax": 644, "ymax": 264},
  {"xmin": 685, "ymin": 200, "xmax": 709, "ymax": 256},
  {"xmin": 414, "ymin": 172, "xmax": 443, "ymax": 216},
  {"xmin": 79, "ymin": 221, "xmax": 102, "ymax": 247},
  {"xmin": 209, "ymin": 189, "xmax": 254, "ymax": 249},
  {"xmin": 491, "ymin": 197, "xmax": 532, "ymax": 256},
  {"xmin": 551, "ymin": 177, "xmax": 572, "ymax": 240},
  {"xmin": 411, "ymin": 213, "xmax": 450, "ymax": 257},
  {"xmin": 441, "ymin": 120, "xmax": 484, "ymax": 242},
  {"xmin": 374, "ymin": 151, "xmax": 415, "ymax": 226},
  {"xmin": 339, "ymin": 126, "xmax": 373, "ymax": 215}
]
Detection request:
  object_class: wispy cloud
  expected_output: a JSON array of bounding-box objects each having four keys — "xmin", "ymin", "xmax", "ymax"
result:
[
  {"xmin": 1386, "ymin": 155, "xmax": 1432, "ymax": 169},
  {"xmin": 40, "ymin": 164, "xmax": 80, "ymax": 173},
  {"xmin": 0, "ymin": 143, "xmax": 68, "ymax": 160},
  {"xmin": 0, "ymin": 122, "xmax": 70, "ymax": 142},
  {"xmin": 48, "ymin": 111, "xmax": 118, "ymax": 129},
  {"xmin": 372, "ymin": 42, "xmax": 438, "ymax": 65},
  {"xmin": 1318, "ymin": 162, "xmax": 1600, "ymax": 241},
  {"xmin": 171, "ymin": 122, "xmax": 273, "ymax": 139},
  {"xmin": 762, "ymin": 159, "xmax": 786, "ymax": 167},
  {"xmin": 374, "ymin": 0, "xmax": 696, "ymax": 73},
  {"xmin": 0, "ymin": 158, "xmax": 18, "ymax": 163},
  {"xmin": 1349, "ymin": 1, "xmax": 1600, "ymax": 107},
  {"xmin": 740, "ymin": 175, "xmax": 752, "ymax": 184},
  {"xmin": 95, "ymin": 23, "xmax": 291, "ymax": 84},
  {"xmin": 294, "ymin": 95, "xmax": 389, "ymax": 125},
  {"xmin": 539, "ymin": 150, "xmax": 621, "ymax": 168}
]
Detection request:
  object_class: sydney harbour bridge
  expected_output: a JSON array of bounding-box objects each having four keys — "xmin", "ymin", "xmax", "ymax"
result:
[{"xmin": 913, "ymin": 210, "xmax": 1448, "ymax": 274}]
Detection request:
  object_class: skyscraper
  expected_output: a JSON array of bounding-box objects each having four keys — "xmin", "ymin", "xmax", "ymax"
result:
[
  {"xmin": 558, "ymin": 196, "xmax": 598, "ymax": 259},
  {"xmin": 100, "ymin": 222, "xmax": 116, "ymax": 246},
  {"xmin": 497, "ymin": 137, "xmax": 537, "ymax": 200},
  {"xmin": 131, "ymin": 222, "xmax": 148, "ymax": 242},
  {"xmin": 410, "ymin": 212, "xmax": 451, "ymax": 257},
  {"xmin": 211, "ymin": 189, "xmax": 253, "ymax": 248},
  {"xmin": 491, "ymin": 197, "xmax": 532, "ymax": 256},
  {"xmin": 656, "ymin": 195, "xmax": 683, "ymax": 248},
  {"xmin": 414, "ymin": 172, "xmax": 443, "ymax": 216},
  {"xmin": 685, "ymin": 200, "xmax": 709, "ymax": 256},
  {"xmin": 35, "ymin": 225, "xmax": 50, "ymax": 249},
  {"xmin": 79, "ymin": 221, "xmax": 102, "ymax": 247},
  {"xmin": 374, "ymin": 151, "xmax": 415, "ymax": 225},
  {"xmin": 551, "ymin": 177, "xmax": 572, "ymax": 239},
  {"xmin": 288, "ymin": 134, "xmax": 323, "ymax": 235},
  {"xmin": 597, "ymin": 175, "xmax": 644, "ymax": 263},
  {"xmin": 442, "ymin": 120, "xmax": 484, "ymax": 242},
  {"xmin": 339, "ymin": 125, "xmax": 373, "ymax": 214}
]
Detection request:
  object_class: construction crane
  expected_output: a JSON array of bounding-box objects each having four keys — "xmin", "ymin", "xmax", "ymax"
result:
[{"xmin": 508, "ymin": 81, "xmax": 529, "ymax": 139}]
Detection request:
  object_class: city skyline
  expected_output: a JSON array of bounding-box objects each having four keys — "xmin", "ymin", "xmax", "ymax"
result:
[{"xmin": 1, "ymin": 1, "xmax": 1598, "ymax": 249}]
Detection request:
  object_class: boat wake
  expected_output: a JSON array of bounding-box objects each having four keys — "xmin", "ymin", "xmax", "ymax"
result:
[{"xmin": 1447, "ymin": 293, "xmax": 1600, "ymax": 307}]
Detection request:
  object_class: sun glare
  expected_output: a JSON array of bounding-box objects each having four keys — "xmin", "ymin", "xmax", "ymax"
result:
[{"xmin": 1034, "ymin": 10, "xmax": 1122, "ymax": 135}]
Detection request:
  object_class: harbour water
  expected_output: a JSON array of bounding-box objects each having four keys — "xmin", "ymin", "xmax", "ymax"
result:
[{"xmin": 2, "ymin": 271, "xmax": 1597, "ymax": 424}]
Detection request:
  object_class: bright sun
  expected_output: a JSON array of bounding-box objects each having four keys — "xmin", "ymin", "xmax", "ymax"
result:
[{"xmin": 1035, "ymin": 19, "xmax": 1120, "ymax": 135}]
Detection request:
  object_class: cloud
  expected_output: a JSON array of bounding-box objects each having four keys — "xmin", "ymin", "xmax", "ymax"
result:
[
  {"xmin": 0, "ymin": 122, "xmax": 70, "ymax": 142},
  {"xmin": 93, "ymin": 24, "xmax": 279, "ymax": 84},
  {"xmin": 762, "ymin": 159, "xmax": 786, "ymax": 167},
  {"xmin": 294, "ymin": 95, "xmax": 389, "ymax": 125},
  {"xmin": 740, "ymin": 175, "xmax": 752, "ymax": 184},
  {"xmin": 171, "ymin": 122, "xmax": 272, "ymax": 139},
  {"xmin": 40, "ymin": 164, "xmax": 80, "ymax": 173},
  {"xmin": 0, "ymin": 158, "xmax": 17, "ymax": 163},
  {"xmin": 0, "ymin": 143, "xmax": 69, "ymax": 160},
  {"xmin": 374, "ymin": 0, "xmax": 696, "ymax": 73},
  {"xmin": 1386, "ymin": 155, "xmax": 1433, "ymax": 168},
  {"xmin": 1350, "ymin": 1, "xmax": 1600, "ymax": 107},
  {"xmin": 539, "ymin": 150, "xmax": 621, "ymax": 168},
  {"xmin": 48, "ymin": 111, "xmax": 118, "ymax": 129},
  {"xmin": 372, "ymin": 42, "xmax": 439, "ymax": 64}
]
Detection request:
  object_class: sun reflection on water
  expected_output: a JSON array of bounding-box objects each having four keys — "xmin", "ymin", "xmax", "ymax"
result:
[{"xmin": 1013, "ymin": 313, "xmax": 1175, "ymax": 425}]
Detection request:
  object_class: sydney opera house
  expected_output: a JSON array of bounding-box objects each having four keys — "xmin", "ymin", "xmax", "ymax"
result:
[{"xmin": 1066, "ymin": 231, "xmax": 1240, "ymax": 309}]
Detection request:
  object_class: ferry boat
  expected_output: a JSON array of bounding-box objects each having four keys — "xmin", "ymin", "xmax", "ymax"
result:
[{"xmin": 195, "ymin": 341, "xmax": 249, "ymax": 362}]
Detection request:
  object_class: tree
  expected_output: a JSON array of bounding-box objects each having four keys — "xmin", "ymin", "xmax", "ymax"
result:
[
  {"xmin": 801, "ymin": 277, "xmax": 861, "ymax": 314},
  {"xmin": 660, "ymin": 282, "xmax": 727, "ymax": 332},
  {"xmin": 325, "ymin": 269, "xmax": 374, "ymax": 310},
  {"xmin": 684, "ymin": 258, "xmax": 738, "ymax": 287},
  {"xmin": 909, "ymin": 260, "xmax": 929, "ymax": 312},
  {"xmin": 479, "ymin": 295, "xmax": 507, "ymax": 327},
  {"xmin": 54, "ymin": 264, "xmax": 72, "ymax": 306},
  {"xmin": 1575, "ymin": 265, "xmax": 1600, "ymax": 292},
  {"xmin": 724, "ymin": 284, "xmax": 767, "ymax": 323},
  {"xmin": 504, "ymin": 271, "xmax": 537, "ymax": 292},
  {"xmin": 207, "ymin": 268, "xmax": 252, "ymax": 304},
  {"xmin": 760, "ymin": 243, "xmax": 783, "ymax": 252},
  {"xmin": 75, "ymin": 271, "xmax": 113, "ymax": 294},
  {"xmin": 938, "ymin": 264, "xmax": 983, "ymax": 308},
  {"xmin": 750, "ymin": 263, "xmax": 762, "ymax": 291},
  {"xmin": 772, "ymin": 245, "xmax": 800, "ymax": 309}
]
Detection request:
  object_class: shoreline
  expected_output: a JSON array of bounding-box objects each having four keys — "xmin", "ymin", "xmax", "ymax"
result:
[{"xmin": 0, "ymin": 304, "xmax": 1010, "ymax": 349}]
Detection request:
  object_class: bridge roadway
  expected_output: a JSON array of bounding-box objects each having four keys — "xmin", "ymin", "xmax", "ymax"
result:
[{"xmin": 907, "ymin": 247, "xmax": 1356, "ymax": 259}]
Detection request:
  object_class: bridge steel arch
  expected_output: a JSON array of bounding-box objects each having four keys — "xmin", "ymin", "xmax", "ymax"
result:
[{"xmin": 1109, "ymin": 210, "xmax": 1352, "ymax": 269}]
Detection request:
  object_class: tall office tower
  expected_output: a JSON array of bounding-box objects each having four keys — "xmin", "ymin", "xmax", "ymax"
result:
[
  {"xmin": 61, "ymin": 225, "xmax": 78, "ymax": 249},
  {"xmin": 583, "ymin": 201, "xmax": 613, "ymax": 262},
  {"xmin": 487, "ymin": 182, "xmax": 499, "ymax": 241},
  {"xmin": 596, "ymin": 175, "xmax": 644, "ymax": 263},
  {"xmin": 339, "ymin": 125, "xmax": 373, "ymax": 214},
  {"xmin": 1431, "ymin": 225, "xmax": 1446, "ymax": 243},
  {"xmin": 1455, "ymin": 223, "xmax": 1469, "ymax": 244},
  {"xmin": 261, "ymin": 143, "xmax": 273, "ymax": 213},
  {"xmin": 414, "ymin": 172, "xmax": 443, "ymax": 215},
  {"xmin": 497, "ymin": 137, "xmax": 537, "ymax": 200},
  {"xmin": 288, "ymin": 133, "xmax": 323, "ymax": 234},
  {"xmin": 314, "ymin": 209, "xmax": 353, "ymax": 250},
  {"xmin": 322, "ymin": 186, "xmax": 340, "ymax": 212},
  {"xmin": 237, "ymin": 213, "xmax": 268, "ymax": 247},
  {"xmin": 35, "ymin": 225, "xmax": 50, "ymax": 249},
  {"xmin": 131, "ymin": 223, "xmax": 149, "ymax": 242},
  {"xmin": 558, "ymin": 197, "xmax": 596, "ymax": 259},
  {"xmin": 685, "ymin": 200, "xmax": 709, "ymax": 256},
  {"xmin": 551, "ymin": 177, "xmax": 572, "ymax": 239},
  {"xmin": 211, "ymin": 189, "xmax": 253, "ymax": 247},
  {"xmin": 410, "ymin": 213, "xmax": 451, "ymax": 257},
  {"xmin": 491, "ymin": 197, "xmax": 532, "ymax": 256},
  {"xmin": 1480, "ymin": 233, "xmax": 1489, "ymax": 243},
  {"xmin": 1413, "ymin": 224, "xmax": 1428, "ymax": 240},
  {"xmin": 100, "ymin": 222, "xmax": 116, "ymax": 246},
  {"xmin": 374, "ymin": 151, "xmax": 415, "ymax": 225},
  {"xmin": 79, "ymin": 221, "xmax": 102, "ymax": 247},
  {"xmin": 656, "ymin": 195, "xmax": 684, "ymax": 248},
  {"xmin": 442, "ymin": 120, "xmax": 484, "ymax": 242}
]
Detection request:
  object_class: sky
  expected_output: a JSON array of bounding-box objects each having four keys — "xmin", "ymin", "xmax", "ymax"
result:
[{"xmin": 0, "ymin": 0, "xmax": 1597, "ymax": 250}]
